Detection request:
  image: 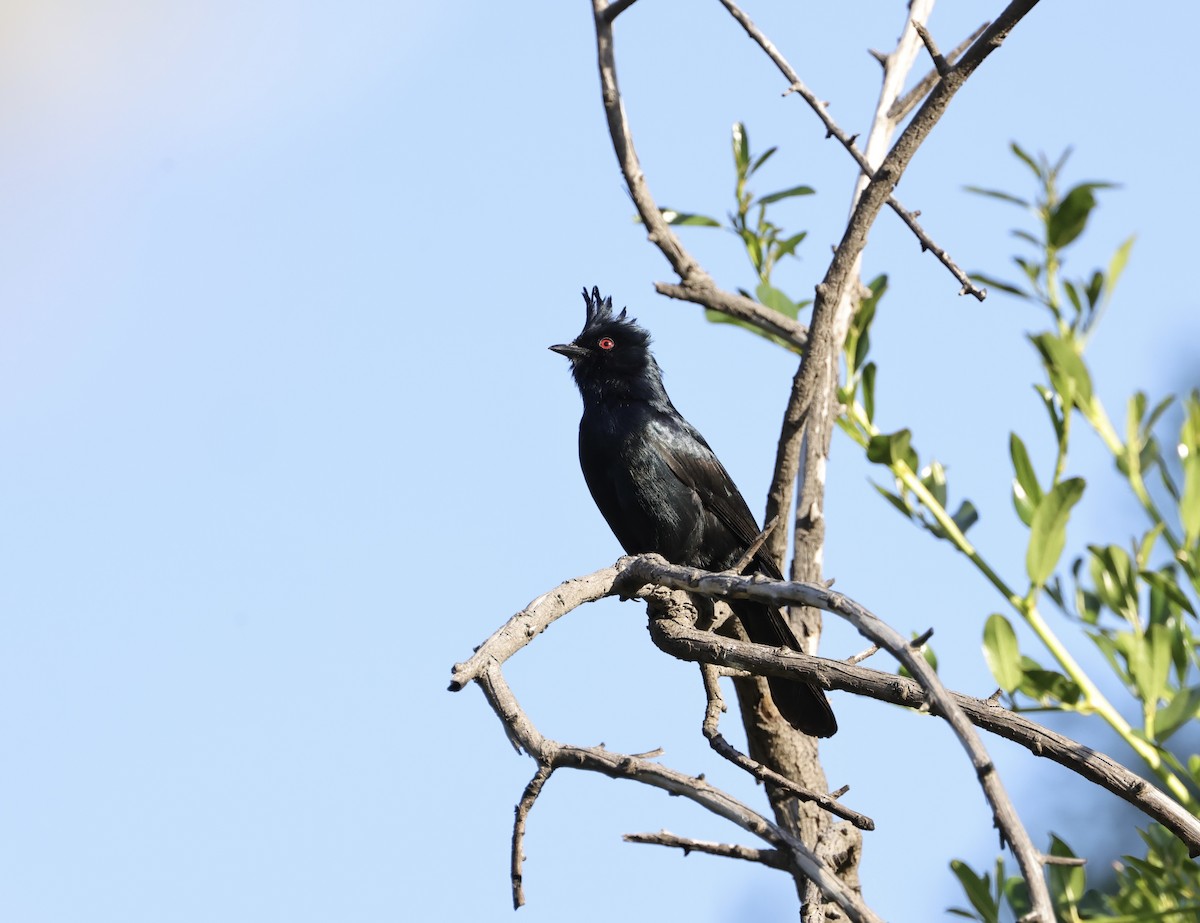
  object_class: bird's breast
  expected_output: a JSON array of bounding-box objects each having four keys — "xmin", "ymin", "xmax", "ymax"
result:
[{"xmin": 577, "ymin": 402, "xmax": 704, "ymax": 562}]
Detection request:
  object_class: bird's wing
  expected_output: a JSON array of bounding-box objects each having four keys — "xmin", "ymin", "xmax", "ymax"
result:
[{"xmin": 647, "ymin": 411, "xmax": 784, "ymax": 581}]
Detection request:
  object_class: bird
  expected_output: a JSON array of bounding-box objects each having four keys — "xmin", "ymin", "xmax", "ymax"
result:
[{"xmin": 550, "ymin": 286, "xmax": 836, "ymax": 737}]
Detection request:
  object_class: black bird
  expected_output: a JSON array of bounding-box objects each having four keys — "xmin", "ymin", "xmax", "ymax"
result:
[{"xmin": 551, "ymin": 287, "xmax": 836, "ymax": 737}]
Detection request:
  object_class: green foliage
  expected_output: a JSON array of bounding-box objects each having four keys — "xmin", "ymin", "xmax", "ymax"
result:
[
  {"xmin": 951, "ymin": 827, "xmax": 1200, "ymax": 921},
  {"xmin": 665, "ymin": 122, "xmax": 1200, "ymax": 916},
  {"xmin": 651, "ymin": 123, "xmax": 815, "ymax": 349},
  {"xmin": 940, "ymin": 145, "xmax": 1200, "ymax": 914}
]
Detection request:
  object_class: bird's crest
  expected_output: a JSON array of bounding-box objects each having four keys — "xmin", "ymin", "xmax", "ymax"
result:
[{"xmin": 582, "ymin": 285, "xmax": 630, "ymax": 329}]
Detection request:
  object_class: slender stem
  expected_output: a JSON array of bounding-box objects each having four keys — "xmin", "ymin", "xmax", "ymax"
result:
[
  {"xmin": 1022, "ymin": 603, "xmax": 1196, "ymax": 811},
  {"xmin": 1083, "ymin": 395, "xmax": 1183, "ymax": 553}
]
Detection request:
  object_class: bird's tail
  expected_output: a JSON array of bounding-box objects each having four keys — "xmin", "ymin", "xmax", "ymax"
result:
[
  {"xmin": 735, "ymin": 600, "xmax": 837, "ymax": 738},
  {"xmin": 767, "ymin": 673, "xmax": 837, "ymax": 738}
]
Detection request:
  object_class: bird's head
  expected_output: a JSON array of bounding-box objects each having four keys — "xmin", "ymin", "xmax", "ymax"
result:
[{"xmin": 550, "ymin": 287, "xmax": 662, "ymax": 401}]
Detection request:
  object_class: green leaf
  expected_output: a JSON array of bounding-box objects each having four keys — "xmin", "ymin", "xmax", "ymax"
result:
[
  {"xmin": 1181, "ymin": 453, "xmax": 1200, "ymax": 546},
  {"xmin": 748, "ymin": 145, "xmax": 777, "ymax": 177},
  {"xmin": 1034, "ymin": 385, "xmax": 1065, "ymax": 442},
  {"xmin": 967, "ymin": 273, "xmax": 1028, "ymax": 299},
  {"xmin": 920, "ymin": 461, "xmax": 947, "ymax": 508},
  {"xmin": 1089, "ymin": 631, "xmax": 1131, "ymax": 685},
  {"xmin": 1105, "ymin": 235, "xmax": 1135, "ymax": 302},
  {"xmin": 866, "ymin": 429, "xmax": 917, "ymax": 471},
  {"xmin": 1146, "ymin": 394, "xmax": 1175, "ymax": 436},
  {"xmin": 1088, "ymin": 544, "xmax": 1139, "ymax": 624},
  {"xmin": 1010, "ymin": 142, "xmax": 1041, "ymax": 177},
  {"xmin": 1026, "ymin": 478, "xmax": 1086, "ymax": 586},
  {"xmin": 656, "ymin": 209, "xmax": 721, "ymax": 227},
  {"xmin": 755, "ymin": 281, "xmax": 798, "ymax": 319},
  {"xmin": 872, "ymin": 482, "xmax": 915, "ymax": 520},
  {"xmin": 952, "ymin": 500, "xmax": 979, "ymax": 535},
  {"xmin": 1141, "ymin": 567, "xmax": 1195, "ymax": 617},
  {"xmin": 983, "ymin": 614, "xmax": 1022, "ymax": 692},
  {"xmin": 1030, "ymin": 333, "xmax": 1093, "ymax": 408},
  {"xmin": 756, "ymin": 184, "xmax": 816, "ymax": 206},
  {"xmin": 731, "ymin": 122, "xmax": 749, "ymax": 175},
  {"xmin": 1009, "ymin": 433, "xmax": 1043, "ymax": 527},
  {"xmin": 1017, "ymin": 658, "xmax": 1083, "ymax": 706},
  {"xmin": 1047, "ymin": 835, "xmax": 1085, "ymax": 905},
  {"xmin": 772, "ymin": 230, "xmax": 807, "ymax": 261},
  {"xmin": 1047, "ymin": 184, "xmax": 1097, "ymax": 249},
  {"xmin": 1126, "ymin": 391, "xmax": 1148, "ymax": 455},
  {"xmin": 963, "ymin": 185, "xmax": 1030, "ymax": 208},
  {"xmin": 1155, "ymin": 684, "xmax": 1200, "ymax": 742},
  {"xmin": 1063, "ymin": 279, "xmax": 1083, "ymax": 316},
  {"xmin": 950, "ymin": 859, "xmax": 999, "ymax": 923},
  {"xmin": 861, "ymin": 362, "xmax": 876, "ymax": 423},
  {"xmin": 1132, "ymin": 623, "xmax": 1173, "ymax": 706}
]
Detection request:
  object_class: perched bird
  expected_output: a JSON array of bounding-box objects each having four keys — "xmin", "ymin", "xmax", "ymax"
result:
[{"xmin": 550, "ymin": 286, "xmax": 836, "ymax": 737}]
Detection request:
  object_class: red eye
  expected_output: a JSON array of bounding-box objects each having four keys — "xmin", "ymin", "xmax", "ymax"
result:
[{"xmin": 598, "ymin": 337, "xmax": 615, "ymax": 350}]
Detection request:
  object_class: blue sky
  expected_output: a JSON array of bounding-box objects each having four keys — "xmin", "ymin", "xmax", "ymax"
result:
[{"xmin": 2, "ymin": 2, "xmax": 1198, "ymax": 921}]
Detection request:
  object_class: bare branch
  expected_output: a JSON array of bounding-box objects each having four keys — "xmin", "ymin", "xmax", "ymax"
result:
[
  {"xmin": 634, "ymin": 581, "xmax": 1200, "ymax": 859},
  {"xmin": 913, "ymin": 20, "xmax": 949, "ymax": 76},
  {"xmin": 718, "ymin": 0, "xmax": 986, "ymax": 302},
  {"xmin": 472, "ymin": 658, "xmax": 881, "ymax": 921},
  {"xmin": 589, "ymin": 1, "xmax": 808, "ymax": 348},
  {"xmin": 845, "ymin": 627, "xmax": 932, "ymax": 665},
  {"xmin": 626, "ymin": 553, "xmax": 1051, "ymax": 919},
  {"xmin": 512, "ymin": 763, "xmax": 553, "ymax": 909},
  {"xmin": 449, "ymin": 566, "xmax": 620, "ymax": 692},
  {"xmin": 453, "ymin": 558, "xmax": 1200, "ymax": 856},
  {"xmin": 600, "ymin": 0, "xmax": 639, "ymax": 23},
  {"xmin": 699, "ymin": 663, "xmax": 875, "ymax": 830},
  {"xmin": 889, "ymin": 21, "xmax": 990, "ymax": 120},
  {"xmin": 731, "ymin": 515, "xmax": 781, "ymax": 574},
  {"xmin": 624, "ymin": 830, "xmax": 790, "ymax": 869}
]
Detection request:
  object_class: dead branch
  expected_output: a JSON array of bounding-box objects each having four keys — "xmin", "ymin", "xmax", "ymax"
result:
[
  {"xmin": 624, "ymin": 830, "xmax": 790, "ymax": 869},
  {"xmin": 623, "ymin": 555, "xmax": 1052, "ymax": 916},
  {"xmin": 589, "ymin": 0, "xmax": 809, "ymax": 349},
  {"xmin": 449, "ymin": 557, "xmax": 1200, "ymax": 857},
  {"xmin": 718, "ymin": 0, "xmax": 986, "ymax": 303},
  {"xmin": 889, "ymin": 22, "xmax": 990, "ymax": 120},
  {"xmin": 699, "ymin": 662, "xmax": 875, "ymax": 830},
  {"xmin": 470, "ymin": 656, "xmax": 881, "ymax": 921}
]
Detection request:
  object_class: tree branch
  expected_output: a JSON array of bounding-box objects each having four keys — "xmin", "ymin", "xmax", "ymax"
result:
[
  {"xmin": 623, "ymin": 830, "xmax": 790, "ymax": 869},
  {"xmin": 450, "ymin": 556, "xmax": 1200, "ymax": 858},
  {"xmin": 589, "ymin": 0, "xmax": 809, "ymax": 348},
  {"xmin": 718, "ymin": 0, "xmax": 986, "ymax": 302},
  {"xmin": 888, "ymin": 22, "xmax": 990, "ymax": 120},
  {"xmin": 471, "ymin": 657, "xmax": 881, "ymax": 921},
  {"xmin": 651, "ymin": 614, "xmax": 1200, "ymax": 857},
  {"xmin": 623, "ymin": 555, "xmax": 1053, "ymax": 917},
  {"xmin": 700, "ymin": 662, "xmax": 875, "ymax": 830}
]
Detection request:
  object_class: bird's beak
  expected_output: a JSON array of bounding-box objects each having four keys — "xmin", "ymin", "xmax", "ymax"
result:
[{"xmin": 549, "ymin": 343, "xmax": 589, "ymax": 361}]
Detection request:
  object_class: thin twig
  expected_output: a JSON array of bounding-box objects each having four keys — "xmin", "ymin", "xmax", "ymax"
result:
[
  {"xmin": 699, "ymin": 663, "xmax": 874, "ymax": 829},
  {"xmin": 846, "ymin": 627, "xmax": 932, "ymax": 666},
  {"xmin": 889, "ymin": 21, "xmax": 989, "ymax": 120},
  {"xmin": 731, "ymin": 515, "xmax": 780, "ymax": 574},
  {"xmin": 474, "ymin": 659, "xmax": 881, "ymax": 922},
  {"xmin": 512, "ymin": 763, "xmax": 553, "ymax": 909},
  {"xmin": 718, "ymin": 0, "xmax": 986, "ymax": 302},
  {"xmin": 913, "ymin": 21, "xmax": 949, "ymax": 76},
  {"xmin": 624, "ymin": 830, "xmax": 789, "ymax": 869}
]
